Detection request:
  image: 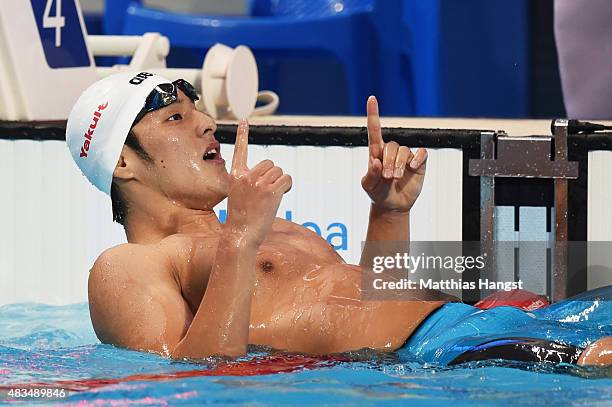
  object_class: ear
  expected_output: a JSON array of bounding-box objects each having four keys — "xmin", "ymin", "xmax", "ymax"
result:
[{"xmin": 113, "ymin": 146, "xmax": 136, "ymax": 181}]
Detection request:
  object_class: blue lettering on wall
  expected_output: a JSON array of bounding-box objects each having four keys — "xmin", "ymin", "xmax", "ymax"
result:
[
  {"xmin": 215, "ymin": 209, "xmax": 348, "ymax": 250},
  {"xmin": 326, "ymin": 222, "xmax": 348, "ymax": 250}
]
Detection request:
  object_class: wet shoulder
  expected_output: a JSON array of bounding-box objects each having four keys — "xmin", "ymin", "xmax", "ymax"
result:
[
  {"xmin": 91, "ymin": 235, "xmax": 212, "ymax": 270},
  {"xmin": 90, "ymin": 242, "xmax": 172, "ymax": 282}
]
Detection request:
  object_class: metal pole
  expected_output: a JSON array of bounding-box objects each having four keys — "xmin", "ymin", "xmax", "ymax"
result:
[
  {"xmin": 552, "ymin": 119, "xmax": 569, "ymax": 301},
  {"xmin": 479, "ymin": 132, "xmax": 496, "ymax": 299}
]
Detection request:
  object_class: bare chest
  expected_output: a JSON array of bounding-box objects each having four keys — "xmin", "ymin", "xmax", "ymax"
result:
[{"xmin": 176, "ymin": 220, "xmax": 344, "ymax": 313}]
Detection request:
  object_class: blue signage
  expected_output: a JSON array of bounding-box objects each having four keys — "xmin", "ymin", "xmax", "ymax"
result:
[
  {"xmin": 30, "ymin": 0, "xmax": 90, "ymax": 68},
  {"xmin": 217, "ymin": 209, "xmax": 349, "ymax": 251}
]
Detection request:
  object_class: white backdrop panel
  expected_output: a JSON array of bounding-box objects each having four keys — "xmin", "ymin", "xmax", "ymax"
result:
[{"xmin": 587, "ymin": 151, "xmax": 612, "ymax": 289}]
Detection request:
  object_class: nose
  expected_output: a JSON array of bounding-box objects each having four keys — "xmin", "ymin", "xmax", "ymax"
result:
[{"xmin": 194, "ymin": 109, "xmax": 217, "ymax": 138}]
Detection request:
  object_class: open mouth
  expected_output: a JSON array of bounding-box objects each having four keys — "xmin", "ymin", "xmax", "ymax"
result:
[
  {"xmin": 202, "ymin": 142, "xmax": 224, "ymax": 163},
  {"xmin": 203, "ymin": 148, "xmax": 218, "ymax": 160}
]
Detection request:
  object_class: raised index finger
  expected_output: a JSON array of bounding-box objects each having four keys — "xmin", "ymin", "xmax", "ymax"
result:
[
  {"xmin": 231, "ymin": 119, "xmax": 249, "ymax": 175},
  {"xmin": 367, "ymin": 96, "xmax": 384, "ymax": 159}
]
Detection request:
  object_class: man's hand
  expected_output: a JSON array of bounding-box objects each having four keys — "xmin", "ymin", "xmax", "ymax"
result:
[
  {"xmin": 227, "ymin": 119, "xmax": 292, "ymax": 247},
  {"xmin": 361, "ymin": 96, "xmax": 427, "ymax": 213}
]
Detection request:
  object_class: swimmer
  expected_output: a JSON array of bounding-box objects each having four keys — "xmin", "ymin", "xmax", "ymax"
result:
[{"xmin": 66, "ymin": 72, "xmax": 611, "ymax": 366}]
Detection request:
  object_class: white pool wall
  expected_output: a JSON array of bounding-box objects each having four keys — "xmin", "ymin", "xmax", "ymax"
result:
[{"xmin": 0, "ymin": 141, "xmax": 462, "ymax": 305}]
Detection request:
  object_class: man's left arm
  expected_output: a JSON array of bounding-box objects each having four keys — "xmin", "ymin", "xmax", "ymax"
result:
[{"xmin": 359, "ymin": 96, "xmax": 428, "ymax": 269}]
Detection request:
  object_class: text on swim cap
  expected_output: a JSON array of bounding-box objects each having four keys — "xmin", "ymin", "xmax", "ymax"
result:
[
  {"xmin": 79, "ymin": 102, "xmax": 108, "ymax": 158},
  {"xmin": 129, "ymin": 72, "xmax": 154, "ymax": 85}
]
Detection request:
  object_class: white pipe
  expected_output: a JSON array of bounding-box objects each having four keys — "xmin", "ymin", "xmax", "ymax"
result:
[
  {"xmin": 87, "ymin": 35, "xmax": 169, "ymax": 57},
  {"xmin": 96, "ymin": 66, "xmax": 277, "ymax": 117}
]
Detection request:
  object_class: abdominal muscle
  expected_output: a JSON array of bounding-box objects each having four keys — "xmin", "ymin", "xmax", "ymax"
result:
[{"xmin": 248, "ymin": 261, "xmax": 446, "ymax": 354}]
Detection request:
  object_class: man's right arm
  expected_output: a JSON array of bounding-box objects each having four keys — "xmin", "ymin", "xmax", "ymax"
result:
[{"xmin": 171, "ymin": 233, "xmax": 260, "ymax": 358}]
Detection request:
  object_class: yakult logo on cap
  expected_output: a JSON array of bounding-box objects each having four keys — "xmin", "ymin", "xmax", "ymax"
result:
[{"xmin": 79, "ymin": 102, "xmax": 108, "ymax": 158}]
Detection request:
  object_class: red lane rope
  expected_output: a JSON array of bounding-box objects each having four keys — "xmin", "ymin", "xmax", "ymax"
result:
[{"xmin": 0, "ymin": 355, "xmax": 343, "ymax": 393}]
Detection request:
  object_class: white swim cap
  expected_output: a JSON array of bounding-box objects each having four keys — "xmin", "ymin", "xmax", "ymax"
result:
[{"xmin": 66, "ymin": 71, "xmax": 172, "ymax": 195}]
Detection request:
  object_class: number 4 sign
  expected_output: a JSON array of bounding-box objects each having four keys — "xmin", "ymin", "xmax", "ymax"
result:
[
  {"xmin": 43, "ymin": 0, "xmax": 66, "ymax": 47},
  {"xmin": 30, "ymin": 0, "xmax": 89, "ymax": 68}
]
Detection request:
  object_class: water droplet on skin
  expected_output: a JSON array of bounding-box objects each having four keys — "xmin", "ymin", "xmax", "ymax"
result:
[{"xmin": 190, "ymin": 160, "xmax": 200, "ymax": 171}]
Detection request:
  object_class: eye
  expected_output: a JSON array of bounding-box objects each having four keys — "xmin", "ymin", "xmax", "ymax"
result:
[{"xmin": 167, "ymin": 113, "xmax": 183, "ymax": 121}]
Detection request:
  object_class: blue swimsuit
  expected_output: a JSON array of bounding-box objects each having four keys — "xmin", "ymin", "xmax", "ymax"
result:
[{"xmin": 400, "ymin": 285, "xmax": 612, "ymax": 365}]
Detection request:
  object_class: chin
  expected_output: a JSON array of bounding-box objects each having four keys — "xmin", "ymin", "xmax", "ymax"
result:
[{"xmin": 176, "ymin": 170, "xmax": 229, "ymax": 208}]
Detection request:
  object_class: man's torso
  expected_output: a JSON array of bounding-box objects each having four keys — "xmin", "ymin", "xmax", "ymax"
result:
[{"xmin": 92, "ymin": 218, "xmax": 447, "ymax": 354}]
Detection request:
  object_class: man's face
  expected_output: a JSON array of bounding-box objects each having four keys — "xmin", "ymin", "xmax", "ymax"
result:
[{"xmin": 129, "ymin": 90, "xmax": 230, "ymax": 209}]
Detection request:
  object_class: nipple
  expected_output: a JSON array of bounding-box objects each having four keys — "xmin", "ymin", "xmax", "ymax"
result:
[{"xmin": 260, "ymin": 260, "xmax": 273, "ymax": 272}]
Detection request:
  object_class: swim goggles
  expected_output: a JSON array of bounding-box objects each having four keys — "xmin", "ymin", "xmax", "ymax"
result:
[{"xmin": 132, "ymin": 79, "xmax": 199, "ymax": 126}]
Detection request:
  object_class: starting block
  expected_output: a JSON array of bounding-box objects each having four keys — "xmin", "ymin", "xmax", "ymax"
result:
[{"xmin": 0, "ymin": 0, "xmax": 98, "ymax": 120}]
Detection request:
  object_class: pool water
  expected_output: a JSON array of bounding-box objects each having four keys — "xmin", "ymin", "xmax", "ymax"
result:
[{"xmin": 1, "ymin": 303, "xmax": 611, "ymax": 406}]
